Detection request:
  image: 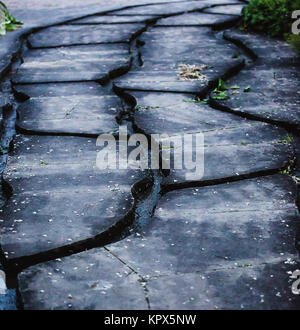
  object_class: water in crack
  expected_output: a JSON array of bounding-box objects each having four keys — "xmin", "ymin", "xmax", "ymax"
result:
[
  {"xmin": 0, "ymin": 264, "xmax": 17, "ymax": 310},
  {"xmin": 133, "ymin": 171, "xmax": 163, "ymax": 230}
]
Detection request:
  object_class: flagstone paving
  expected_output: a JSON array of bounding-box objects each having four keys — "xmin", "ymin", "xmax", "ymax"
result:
[{"xmin": 0, "ymin": 0, "xmax": 299, "ymax": 310}]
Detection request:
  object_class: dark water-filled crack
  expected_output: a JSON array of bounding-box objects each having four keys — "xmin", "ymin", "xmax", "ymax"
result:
[{"xmin": 0, "ymin": 1, "xmax": 298, "ymax": 309}]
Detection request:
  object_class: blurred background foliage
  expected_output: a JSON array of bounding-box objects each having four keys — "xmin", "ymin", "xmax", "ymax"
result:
[{"xmin": 242, "ymin": 0, "xmax": 300, "ymax": 54}]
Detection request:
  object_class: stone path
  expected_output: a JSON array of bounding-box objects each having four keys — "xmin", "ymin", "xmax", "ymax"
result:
[{"xmin": 0, "ymin": 0, "xmax": 299, "ymax": 310}]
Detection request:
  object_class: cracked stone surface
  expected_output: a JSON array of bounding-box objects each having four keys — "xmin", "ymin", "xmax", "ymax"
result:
[
  {"xmin": 128, "ymin": 91, "xmax": 293, "ymax": 184},
  {"xmin": 156, "ymin": 12, "xmax": 238, "ymax": 27},
  {"xmin": 0, "ymin": 135, "xmax": 146, "ymax": 258},
  {"xmin": 115, "ymin": 26, "xmax": 244, "ymax": 93},
  {"xmin": 214, "ymin": 30, "xmax": 300, "ymax": 129},
  {"xmin": 203, "ymin": 4, "xmax": 244, "ymax": 15},
  {"xmin": 107, "ymin": 175, "xmax": 300, "ymax": 309},
  {"xmin": 28, "ymin": 23, "xmax": 146, "ymax": 48},
  {"xmin": 13, "ymin": 44, "xmax": 131, "ymax": 84},
  {"xmin": 18, "ymin": 248, "xmax": 148, "ymax": 310},
  {"xmin": 18, "ymin": 175, "xmax": 300, "ymax": 309},
  {"xmin": 14, "ymin": 83, "xmax": 123, "ymax": 135},
  {"xmin": 0, "ymin": 0, "xmax": 299, "ymax": 310},
  {"xmin": 109, "ymin": 0, "xmax": 214, "ymax": 16},
  {"xmin": 70, "ymin": 14, "xmax": 157, "ymax": 24}
]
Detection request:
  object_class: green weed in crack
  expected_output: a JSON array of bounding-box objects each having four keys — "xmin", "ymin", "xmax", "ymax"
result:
[{"xmin": 0, "ymin": 1, "xmax": 23, "ymax": 36}]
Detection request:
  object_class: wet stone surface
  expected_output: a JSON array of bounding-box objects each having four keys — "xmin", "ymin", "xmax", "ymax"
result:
[
  {"xmin": 14, "ymin": 82, "xmax": 122, "ymax": 135},
  {"xmin": 115, "ymin": 26, "xmax": 244, "ymax": 93},
  {"xmin": 203, "ymin": 4, "xmax": 244, "ymax": 16},
  {"xmin": 18, "ymin": 248, "xmax": 148, "ymax": 310},
  {"xmin": 70, "ymin": 14, "xmax": 157, "ymax": 24},
  {"xmin": 156, "ymin": 12, "xmax": 238, "ymax": 27},
  {"xmin": 0, "ymin": 1, "xmax": 299, "ymax": 310},
  {"xmin": 28, "ymin": 23, "xmax": 146, "ymax": 48},
  {"xmin": 0, "ymin": 135, "xmax": 147, "ymax": 258},
  {"xmin": 13, "ymin": 44, "xmax": 131, "ymax": 84},
  {"xmin": 215, "ymin": 30, "xmax": 300, "ymax": 129},
  {"xmin": 18, "ymin": 175, "xmax": 300, "ymax": 309},
  {"xmin": 125, "ymin": 91, "xmax": 293, "ymax": 184}
]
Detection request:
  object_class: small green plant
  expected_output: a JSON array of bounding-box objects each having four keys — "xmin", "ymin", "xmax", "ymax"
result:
[
  {"xmin": 237, "ymin": 263, "xmax": 252, "ymax": 268},
  {"xmin": 212, "ymin": 79, "xmax": 229, "ymax": 100},
  {"xmin": 243, "ymin": 85, "xmax": 252, "ymax": 92},
  {"xmin": 277, "ymin": 136, "xmax": 293, "ymax": 144},
  {"xmin": 0, "ymin": 1, "xmax": 23, "ymax": 36},
  {"xmin": 183, "ymin": 98, "xmax": 208, "ymax": 104},
  {"xmin": 40, "ymin": 160, "xmax": 49, "ymax": 165}
]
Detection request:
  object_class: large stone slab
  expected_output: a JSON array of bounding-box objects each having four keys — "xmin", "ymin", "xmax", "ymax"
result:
[
  {"xmin": 13, "ymin": 44, "xmax": 131, "ymax": 83},
  {"xmin": 70, "ymin": 14, "xmax": 157, "ymax": 24},
  {"xmin": 18, "ymin": 248, "xmax": 148, "ymax": 310},
  {"xmin": 137, "ymin": 27, "xmax": 241, "ymax": 62},
  {"xmin": 123, "ymin": 91, "xmax": 293, "ymax": 184},
  {"xmin": 146, "ymin": 262, "xmax": 300, "ymax": 310},
  {"xmin": 156, "ymin": 12, "xmax": 238, "ymax": 27},
  {"xmin": 115, "ymin": 27, "xmax": 243, "ymax": 93},
  {"xmin": 109, "ymin": 0, "xmax": 208, "ymax": 16},
  {"xmin": 110, "ymin": 0, "xmax": 240, "ymax": 16},
  {"xmin": 0, "ymin": 134, "xmax": 147, "ymax": 259},
  {"xmin": 131, "ymin": 91, "xmax": 245, "ymax": 133},
  {"xmin": 213, "ymin": 30, "xmax": 300, "ymax": 129},
  {"xmin": 224, "ymin": 29, "xmax": 296, "ymax": 63},
  {"xmin": 14, "ymin": 83, "xmax": 121, "ymax": 135},
  {"xmin": 158, "ymin": 124, "xmax": 292, "ymax": 185},
  {"xmin": 28, "ymin": 23, "xmax": 146, "ymax": 48},
  {"xmin": 18, "ymin": 175, "xmax": 300, "ymax": 310},
  {"xmin": 106, "ymin": 174, "xmax": 300, "ymax": 309},
  {"xmin": 204, "ymin": 4, "xmax": 244, "ymax": 16}
]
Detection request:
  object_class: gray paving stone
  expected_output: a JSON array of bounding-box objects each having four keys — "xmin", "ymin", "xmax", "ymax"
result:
[
  {"xmin": 14, "ymin": 82, "xmax": 121, "ymax": 135},
  {"xmin": 106, "ymin": 175, "xmax": 300, "ymax": 309},
  {"xmin": 110, "ymin": 1, "xmax": 207, "ymax": 16},
  {"xmin": 28, "ymin": 23, "xmax": 146, "ymax": 48},
  {"xmin": 214, "ymin": 30, "xmax": 300, "ymax": 128},
  {"xmin": 70, "ymin": 14, "xmax": 157, "ymax": 24},
  {"xmin": 115, "ymin": 27, "xmax": 243, "ymax": 93},
  {"xmin": 156, "ymin": 12, "xmax": 238, "ymax": 27},
  {"xmin": 110, "ymin": 0, "xmax": 239, "ymax": 16},
  {"xmin": 147, "ymin": 262, "xmax": 300, "ymax": 310},
  {"xmin": 204, "ymin": 4, "xmax": 244, "ymax": 16},
  {"xmin": 18, "ymin": 248, "xmax": 148, "ymax": 310},
  {"xmin": 18, "ymin": 175, "xmax": 300, "ymax": 310},
  {"xmin": 224, "ymin": 29, "xmax": 296, "ymax": 62},
  {"xmin": 123, "ymin": 91, "xmax": 293, "ymax": 184},
  {"xmin": 0, "ymin": 135, "xmax": 147, "ymax": 259},
  {"xmin": 1, "ymin": 0, "xmax": 299, "ymax": 311},
  {"xmin": 13, "ymin": 44, "xmax": 131, "ymax": 83}
]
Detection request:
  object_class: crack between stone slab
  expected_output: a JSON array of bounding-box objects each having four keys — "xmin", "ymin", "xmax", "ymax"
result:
[
  {"xmin": 104, "ymin": 246, "xmax": 151, "ymax": 309},
  {"xmin": 111, "ymin": 3, "xmax": 300, "ymax": 265},
  {"xmin": 145, "ymin": 255, "xmax": 300, "ymax": 280},
  {"xmin": 0, "ymin": 4, "xmax": 171, "ymax": 280},
  {"xmin": 1, "ymin": 1, "xmax": 298, "ymax": 309}
]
